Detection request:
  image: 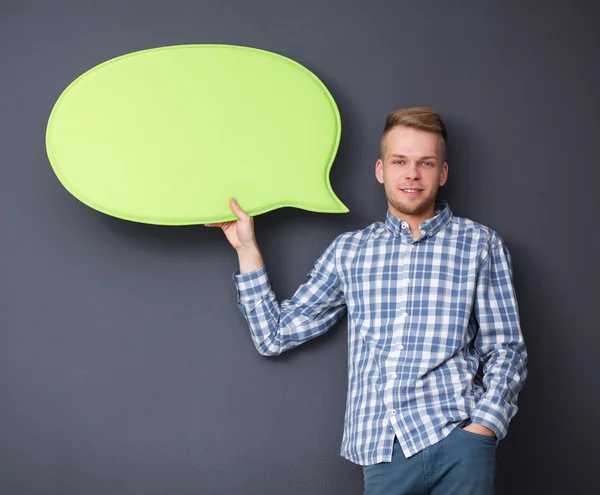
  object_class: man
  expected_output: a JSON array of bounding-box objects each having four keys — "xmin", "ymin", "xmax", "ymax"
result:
[{"xmin": 206, "ymin": 107, "xmax": 527, "ymax": 494}]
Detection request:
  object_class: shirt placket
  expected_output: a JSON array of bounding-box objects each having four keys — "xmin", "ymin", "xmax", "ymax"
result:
[{"xmin": 383, "ymin": 232, "xmax": 413, "ymax": 440}]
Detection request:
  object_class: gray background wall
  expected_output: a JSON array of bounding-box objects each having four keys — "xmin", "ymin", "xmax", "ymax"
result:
[{"xmin": 1, "ymin": 1, "xmax": 599, "ymax": 494}]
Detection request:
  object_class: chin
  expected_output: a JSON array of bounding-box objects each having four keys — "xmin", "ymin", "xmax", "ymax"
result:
[{"xmin": 388, "ymin": 197, "xmax": 434, "ymax": 216}]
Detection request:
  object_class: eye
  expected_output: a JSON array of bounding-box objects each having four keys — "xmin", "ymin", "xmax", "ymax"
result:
[
  {"xmin": 422, "ymin": 161, "xmax": 433, "ymax": 167},
  {"xmin": 393, "ymin": 160, "xmax": 405, "ymax": 165}
]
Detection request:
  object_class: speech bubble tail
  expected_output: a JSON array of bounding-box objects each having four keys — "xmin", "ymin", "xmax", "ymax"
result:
[
  {"xmin": 285, "ymin": 180, "xmax": 349, "ymax": 214},
  {"xmin": 320, "ymin": 191, "xmax": 349, "ymax": 213},
  {"xmin": 319, "ymin": 178, "xmax": 349, "ymax": 213}
]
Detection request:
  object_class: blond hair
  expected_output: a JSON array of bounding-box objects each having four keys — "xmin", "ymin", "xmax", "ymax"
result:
[{"xmin": 380, "ymin": 107, "xmax": 447, "ymax": 160}]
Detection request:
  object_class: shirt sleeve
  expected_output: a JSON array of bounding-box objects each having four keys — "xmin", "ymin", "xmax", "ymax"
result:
[
  {"xmin": 233, "ymin": 238, "xmax": 346, "ymax": 356},
  {"xmin": 470, "ymin": 238, "xmax": 528, "ymax": 440}
]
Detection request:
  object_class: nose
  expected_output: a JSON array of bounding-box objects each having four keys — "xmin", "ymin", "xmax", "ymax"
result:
[{"xmin": 404, "ymin": 162, "xmax": 421, "ymax": 181}]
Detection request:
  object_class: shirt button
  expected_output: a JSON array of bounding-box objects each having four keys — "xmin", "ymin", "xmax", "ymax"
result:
[
  {"xmin": 391, "ymin": 410, "xmax": 397, "ymax": 415},
  {"xmin": 403, "ymin": 312, "xmax": 408, "ymax": 318},
  {"xmin": 402, "ymin": 222, "xmax": 408, "ymax": 229},
  {"xmin": 399, "ymin": 345, "xmax": 404, "ymax": 351},
  {"xmin": 392, "ymin": 373, "xmax": 398, "ymax": 378},
  {"xmin": 428, "ymin": 232, "xmax": 433, "ymax": 236}
]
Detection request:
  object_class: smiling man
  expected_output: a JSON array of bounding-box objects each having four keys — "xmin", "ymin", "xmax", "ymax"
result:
[{"xmin": 207, "ymin": 107, "xmax": 528, "ymax": 495}]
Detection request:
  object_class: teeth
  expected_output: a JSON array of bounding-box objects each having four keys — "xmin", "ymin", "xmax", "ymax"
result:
[{"xmin": 404, "ymin": 189, "xmax": 419, "ymax": 192}]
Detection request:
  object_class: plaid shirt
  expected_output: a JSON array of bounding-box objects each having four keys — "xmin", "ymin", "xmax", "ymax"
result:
[{"xmin": 233, "ymin": 201, "xmax": 527, "ymax": 466}]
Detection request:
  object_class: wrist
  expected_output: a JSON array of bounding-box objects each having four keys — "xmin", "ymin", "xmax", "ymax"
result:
[
  {"xmin": 237, "ymin": 245, "xmax": 264, "ymax": 274},
  {"xmin": 465, "ymin": 422, "xmax": 496, "ymax": 437},
  {"xmin": 236, "ymin": 244, "xmax": 260, "ymax": 260}
]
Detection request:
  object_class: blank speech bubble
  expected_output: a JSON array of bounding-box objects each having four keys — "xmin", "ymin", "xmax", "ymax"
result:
[{"xmin": 45, "ymin": 44, "xmax": 348, "ymax": 225}]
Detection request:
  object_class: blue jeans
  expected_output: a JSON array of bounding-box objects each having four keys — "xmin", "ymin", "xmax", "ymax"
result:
[{"xmin": 363, "ymin": 423, "xmax": 497, "ymax": 495}]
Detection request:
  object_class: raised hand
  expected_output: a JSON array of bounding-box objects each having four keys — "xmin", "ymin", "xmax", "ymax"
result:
[{"xmin": 205, "ymin": 198, "xmax": 264, "ymax": 273}]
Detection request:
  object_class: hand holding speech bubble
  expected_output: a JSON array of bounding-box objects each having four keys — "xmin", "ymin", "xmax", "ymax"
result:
[{"xmin": 46, "ymin": 45, "xmax": 348, "ymax": 225}]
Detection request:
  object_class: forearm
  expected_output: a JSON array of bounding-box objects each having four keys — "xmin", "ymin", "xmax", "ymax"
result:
[
  {"xmin": 236, "ymin": 274, "xmax": 285, "ymax": 356},
  {"xmin": 234, "ymin": 237, "xmax": 346, "ymax": 356},
  {"xmin": 236, "ymin": 245, "xmax": 264, "ymax": 274},
  {"xmin": 235, "ymin": 266, "xmax": 346, "ymax": 356},
  {"xmin": 470, "ymin": 343, "xmax": 528, "ymax": 439}
]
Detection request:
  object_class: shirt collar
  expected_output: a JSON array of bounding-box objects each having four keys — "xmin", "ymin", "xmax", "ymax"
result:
[{"xmin": 384, "ymin": 200, "xmax": 453, "ymax": 238}]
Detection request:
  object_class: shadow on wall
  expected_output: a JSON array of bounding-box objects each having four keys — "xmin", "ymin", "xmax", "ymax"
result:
[{"xmin": 492, "ymin": 237, "xmax": 583, "ymax": 493}]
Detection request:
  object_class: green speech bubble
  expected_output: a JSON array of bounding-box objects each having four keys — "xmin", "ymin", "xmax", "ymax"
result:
[{"xmin": 45, "ymin": 44, "xmax": 348, "ymax": 225}]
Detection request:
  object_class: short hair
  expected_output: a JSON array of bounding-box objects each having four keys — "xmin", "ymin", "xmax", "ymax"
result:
[{"xmin": 380, "ymin": 107, "xmax": 447, "ymax": 161}]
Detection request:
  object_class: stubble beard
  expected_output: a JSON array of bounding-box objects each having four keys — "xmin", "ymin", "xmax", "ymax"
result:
[{"xmin": 385, "ymin": 186, "xmax": 438, "ymax": 217}]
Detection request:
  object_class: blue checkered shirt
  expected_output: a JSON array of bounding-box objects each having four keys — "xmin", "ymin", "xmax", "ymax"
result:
[{"xmin": 233, "ymin": 201, "xmax": 527, "ymax": 466}]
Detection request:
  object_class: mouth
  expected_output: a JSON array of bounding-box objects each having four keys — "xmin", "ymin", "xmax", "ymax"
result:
[{"xmin": 400, "ymin": 188, "xmax": 424, "ymax": 197}]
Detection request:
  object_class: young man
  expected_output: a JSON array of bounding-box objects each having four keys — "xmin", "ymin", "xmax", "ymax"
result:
[{"xmin": 206, "ymin": 108, "xmax": 527, "ymax": 494}]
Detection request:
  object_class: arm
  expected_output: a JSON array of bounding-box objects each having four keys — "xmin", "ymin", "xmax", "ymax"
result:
[
  {"xmin": 468, "ymin": 239, "xmax": 528, "ymax": 440},
  {"xmin": 206, "ymin": 198, "xmax": 346, "ymax": 356}
]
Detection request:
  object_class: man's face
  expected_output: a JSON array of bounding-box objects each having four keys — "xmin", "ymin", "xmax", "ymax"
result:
[{"xmin": 375, "ymin": 126, "xmax": 448, "ymax": 219}]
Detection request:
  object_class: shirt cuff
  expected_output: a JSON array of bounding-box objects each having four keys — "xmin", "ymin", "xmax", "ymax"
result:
[
  {"xmin": 233, "ymin": 265, "xmax": 272, "ymax": 302},
  {"xmin": 470, "ymin": 400, "xmax": 509, "ymax": 440}
]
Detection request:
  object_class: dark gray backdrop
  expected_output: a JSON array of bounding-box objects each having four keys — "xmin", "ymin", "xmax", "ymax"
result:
[{"xmin": 1, "ymin": 1, "xmax": 599, "ymax": 494}]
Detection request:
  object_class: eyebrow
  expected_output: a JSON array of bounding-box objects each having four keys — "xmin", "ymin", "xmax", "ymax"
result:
[{"xmin": 389, "ymin": 154, "xmax": 438, "ymax": 160}]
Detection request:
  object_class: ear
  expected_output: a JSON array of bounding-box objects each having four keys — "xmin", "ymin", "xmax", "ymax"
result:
[
  {"xmin": 375, "ymin": 159, "xmax": 384, "ymax": 184},
  {"xmin": 439, "ymin": 161, "xmax": 449, "ymax": 186}
]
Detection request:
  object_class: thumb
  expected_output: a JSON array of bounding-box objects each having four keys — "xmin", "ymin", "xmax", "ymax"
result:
[{"xmin": 230, "ymin": 197, "xmax": 249, "ymax": 220}]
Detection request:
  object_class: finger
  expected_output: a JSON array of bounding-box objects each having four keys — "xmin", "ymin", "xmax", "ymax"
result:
[{"xmin": 230, "ymin": 197, "xmax": 249, "ymax": 219}]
